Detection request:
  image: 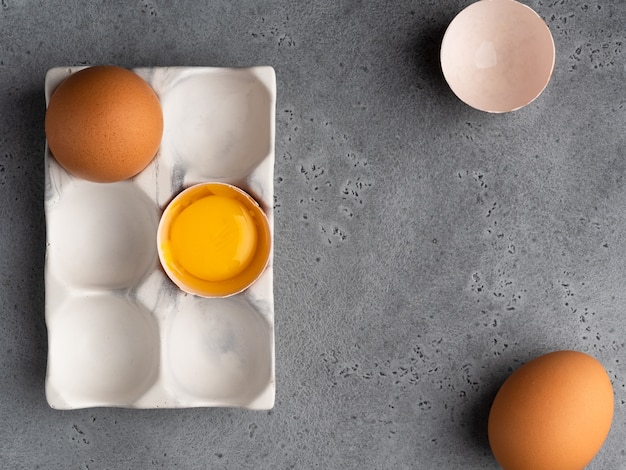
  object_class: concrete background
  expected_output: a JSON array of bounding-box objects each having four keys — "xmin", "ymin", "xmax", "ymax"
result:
[{"xmin": 1, "ymin": 0, "xmax": 625, "ymax": 468}]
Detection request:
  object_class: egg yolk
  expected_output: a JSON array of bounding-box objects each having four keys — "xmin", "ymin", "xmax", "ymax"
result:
[{"xmin": 167, "ymin": 195, "xmax": 258, "ymax": 282}]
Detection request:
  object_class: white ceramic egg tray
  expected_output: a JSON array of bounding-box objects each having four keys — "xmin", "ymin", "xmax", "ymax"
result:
[{"xmin": 44, "ymin": 66, "xmax": 276, "ymax": 410}]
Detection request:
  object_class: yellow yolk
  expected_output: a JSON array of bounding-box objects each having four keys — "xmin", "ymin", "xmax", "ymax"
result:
[
  {"xmin": 167, "ymin": 195, "xmax": 258, "ymax": 282},
  {"xmin": 157, "ymin": 182, "xmax": 272, "ymax": 297}
]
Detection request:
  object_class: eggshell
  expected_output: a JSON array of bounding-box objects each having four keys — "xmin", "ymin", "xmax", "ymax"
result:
[
  {"xmin": 45, "ymin": 65, "xmax": 163, "ymax": 183},
  {"xmin": 440, "ymin": 0, "xmax": 555, "ymax": 112},
  {"xmin": 157, "ymin": 182, "xmax": 272, "ymax": 298},
  {"xmin": 488, "ymin": 350, "xmax": 614, "ymax": 470}
]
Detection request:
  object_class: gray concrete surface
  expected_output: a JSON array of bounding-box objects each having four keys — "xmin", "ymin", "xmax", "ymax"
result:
[{"xmin": 1, "ymin": 0, "xmax": 625, "ymax": 468}]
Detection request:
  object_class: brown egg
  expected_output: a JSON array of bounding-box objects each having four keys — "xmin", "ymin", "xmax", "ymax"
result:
[
  {"xmin": 45, "ymin": 65, "xmax": 163, "ymax": 183},
  {"xmin": 488, "ymin": 350, "xmax": 614, "ymax": 470}
]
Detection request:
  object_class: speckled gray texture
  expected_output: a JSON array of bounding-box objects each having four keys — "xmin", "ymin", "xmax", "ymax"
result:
[{"xmin": 1, "ymin": 0, "xmax": 625, "ymax": 468}]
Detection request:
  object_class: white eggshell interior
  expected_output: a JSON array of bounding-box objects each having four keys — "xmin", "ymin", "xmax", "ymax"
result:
[
  {"xmin": 440, "ymin": 0, "xmax": 555, "ymax": 113},
  {"xmin": 44, "ymin": 66, "xmax": 276, "ymax": 410}
]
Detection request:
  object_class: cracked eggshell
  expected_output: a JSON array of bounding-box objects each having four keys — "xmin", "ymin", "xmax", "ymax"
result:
[
  {"xmin": 157, "ymin": 182, "xmax": 272, "ymax": 298},
  {"xmin": 440, "ymin": 0, "xmax": 555, "ymax": 113}
]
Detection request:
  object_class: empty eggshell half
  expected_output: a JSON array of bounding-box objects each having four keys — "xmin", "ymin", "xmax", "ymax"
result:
[
  {"xmin": 440, "ymin": 0, "xmax": 555, "ymax": 113},
  {"xmin": 47, "ymin": 181, "xmax": 158, "ymax": 289},
  {"xmin": 166, "ymin": 296, "xmax": 272, "ymax": 406},
  {"xmin": 46, "ymin": 295, "xmax": 160, "ymax": 407},
  {"xmin": 157, "ymin": 182, "xmax": 272, "ymax": 298}
]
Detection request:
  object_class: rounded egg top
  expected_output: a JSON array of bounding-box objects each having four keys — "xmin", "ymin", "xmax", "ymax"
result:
[
  {"xmin": 45, "ymin": 65, "xmax": 163, "ymax": 183},
  {"xmin": 488, "ymin": 350, "xmax": 614, "ymax": 470}
]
